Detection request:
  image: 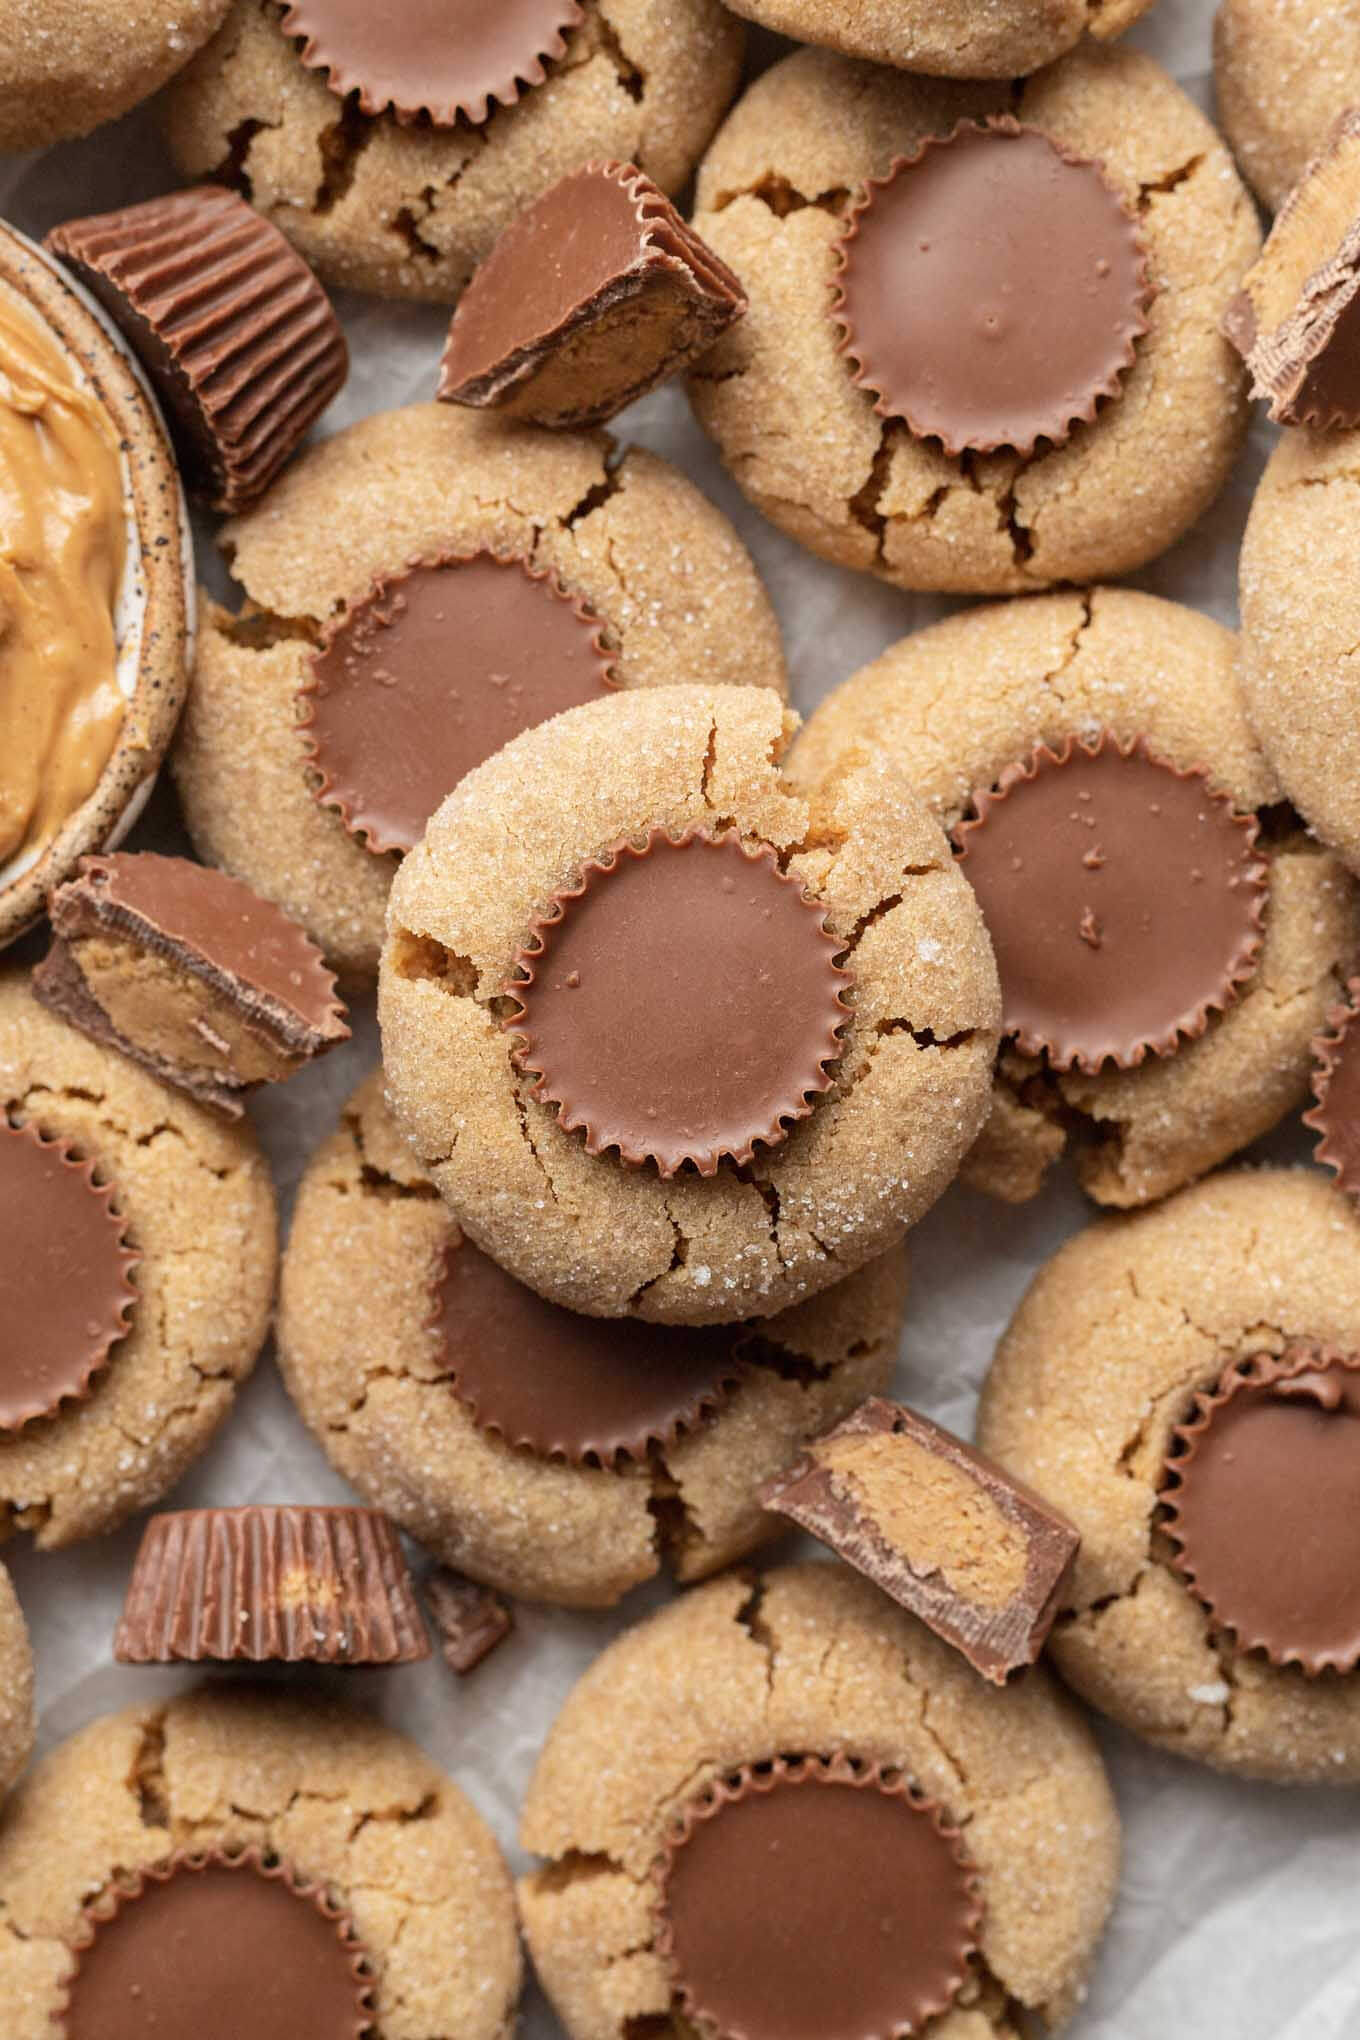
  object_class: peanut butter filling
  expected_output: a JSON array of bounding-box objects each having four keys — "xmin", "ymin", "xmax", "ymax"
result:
[
  {"xmin": 0, "ymin": 280, "xmax": 127, "ymax": 873},
  {"xmin": 818, "ymin": 1430, "xmax": 1030, "ymax": 1610},
  {"xmin": 66, "ymin": 934, "xmax": 303, "ymax": 1085}
]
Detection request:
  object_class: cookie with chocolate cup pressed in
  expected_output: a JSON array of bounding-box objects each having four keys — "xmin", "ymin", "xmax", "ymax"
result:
[
  {"xmin": 378, "ymin": 683, "xmax": 1000, "ymax": 1326},
  {"xmin": 979, "ymin": 1167, "xmax": 1360, "ymax": 1782},
  {"xmin": 689, "ymin": 43, "xmax": 1259, "ymax": 597},
  {"xmin": 0, "ymin": 1684, "xmax": 520, "ymax": 2040},
  {"xmin": 721, "ymin": 0, "xmax": 1153, "ymax": 79},
  {"xmin": 0, "ymin": 1562, "xmax": 33, "ymax": 1804},
  {"xmin": 172, "ymin": 403, "xmax": 787, "ymax": 981},
  {"xmin": 162, "ymin": 0, "xmax": 744, "ymax": 305},
  {"xmin": 519, "ymin": 1561, "xmax": 1120, "ymax": 2040},
  {"xmin": 439, "ymin": 160, "xmax": 746, "ymax": 429},
  {"xmin": 278, "ymin": 1072, "xmax": 909, "ymax": 1606},
  {"xmin": 791, "ymin": 588, "xmax": 1360, "ymax": 1209},
  {"xmin": 1214, "ymin": 0, "xmax": 1360, "ymax": 213},
  {"xmin": 0, "ymin": 0, "xmax": 230, "ymax": 153},
  {"xmin": 35, "ymin": 853, "xmax": 348, "ymax": 1117},
  {"xmin": 0, "ymin": 972, "xmax": 275, "ymax": 1549}
]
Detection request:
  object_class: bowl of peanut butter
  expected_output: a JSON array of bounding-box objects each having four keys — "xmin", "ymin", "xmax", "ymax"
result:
[{"xmin": 0, "ymin": 220, "xmax": 191, "ymax": 949}]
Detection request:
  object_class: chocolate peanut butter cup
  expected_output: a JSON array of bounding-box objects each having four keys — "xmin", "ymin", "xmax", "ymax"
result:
[
  {"xmin": 424, "ymin": 1565, "xmax": 514, "ymax": 1674},
  {"xmin": 439, "ymin": 159, "xmax": 747, "ymax": 429},
  {"xmin": 953, "ymin": 732, "xmax": 1267, "ymax": 1073},
  {"xmin": 47, "ymin": 186, "xmax": 348, "ymax": 515},
  {"xmin": 115, "ymin": 1505, "xmax": 430, "ymax": 1664},
  {"xmin": 833, "ymin": 120, "xmax": 1150, "ymax": 457},
  {"xmin": 279, "ymin": 0, "xmax": 583, "ymax": 127},
  {"xmin": 1304, "ymin": 977, "xmax": 1360, "ymax": 1205},
  {"xmin": 1162, "ymin": 1348, "xmax": 1360, "ymax": 1676},
  {"xmin": 506, "ymin": 828, "xmax": 851, "ymax": 1178},
  {"xmin": 60, "ymin": 1849, "xmax": 373, "ymax": 2040},
  {"xmin": 0, "ymin": 1119, "xmax": 138, "ymax": 1433},
  {"xmin": 656, "ymin": 1756, "xmax": 982, "ymax": 2040},
  {"xmin": 300, "ymin": 551, "xmax": 614, "ymax": 857}
]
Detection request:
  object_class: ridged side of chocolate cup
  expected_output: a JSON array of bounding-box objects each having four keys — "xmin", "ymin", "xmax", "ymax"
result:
[
  {"xmin": 115, "ymin": 1506, "xmax": 430, "ymax": 1664},
  {"xmin": 1303, "ymin": 975, "xmax": 1360, "ymax": 1203},
  {"xmin": 47, "ymin": 187, "xmax": 347, "ymax": 514}
]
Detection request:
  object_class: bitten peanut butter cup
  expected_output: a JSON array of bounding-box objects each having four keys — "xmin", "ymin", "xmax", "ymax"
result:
[
  {"xmin": 279, "ymin": 0, "xmax": 583, "ymax": 126},
  {"xmin": 1162, "ymin": 1348, "xmax": 1360, "ymax": 1676},
  {"xmin": 506, "ymin": 828, "xmax": 851, "ymax": 1178},
  {"xmin": 115, "ymin": 1505, "xmax": 430, "ymax": 1664},
  {"xmin": 300, "ymin": 552, "xmax": 614, "ymax": 857},
  {"xmin": 47, "ymin": 186, "xmax": 348, "ymax": 514},
  {"xmin": 656, "ymin": 1757, "xmax": 982, "ymax": 2040},
  {"xmin": 1305, "ymin": 978, "xmax": 1360, "ymax": 1204},
  {"xmin": 60, "ymin": 1850, "xmax": 373, "ymax": 2040},
  {"xmin": 439, "ymin": 159, "xmax": 747, "ymax": 429},
  {"xmin": 0, "ymin": 1119, "xmax": 138, "ymax": 1432},
  {"xmin": 953, "ymin": 732, "xmax": 1267, "ymax": 1073},
  {"xmin": 834, "ymin": 119, "xmax": 1150, "ymax": 457}
]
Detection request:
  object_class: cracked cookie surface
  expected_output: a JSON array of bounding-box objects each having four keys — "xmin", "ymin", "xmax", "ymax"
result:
[
  {"xmin": 278, "ymin": 1072, "xmax": 908, "ymax": 1607},
  {"xmin": 689, "ymin": 43, "xmax": 1259, "ymax": 596},
  {"xmin": 0, "ymin": 972, "xmax": 276, "ymax": 1547},
  {"xmin": 0, "ymin": 1565, "xmax": 32, "ymax": 1805},
  {"xmin": 161, "ymin": 0, "xmax": 743, "ymax": 303},
  {"xmin": 720, "ymin": 0, "xmax": 1153, "ymax": 78},
  {"xmin": 518, "ymin": 1560, "xmax": 1120, "ymax": 2039},
  {"xmin": 792, "ymin": 588, "xmax": 1360, "ymax": 1209},
  {"xmin": 0, "ymin": 1684, "xmax": 520, "ymax": 2040},
  {"xmin": 378, "ymin": 683, "xmax": 1001, "ymax": 1325},
  {"xmin": 979, "ymin": 1167, "xmax": 1360, "ymax": 1781},
  {"xmin": 171, "ymin": 403, "xmax": 786, "ymax": 981},
  {"xmin": 0, "ymin": 0, "xmax": 229, "ymax": 152},
  {"xmin": 1214, "ymin": 0, "xmax": 1360, "ymax": 212}
]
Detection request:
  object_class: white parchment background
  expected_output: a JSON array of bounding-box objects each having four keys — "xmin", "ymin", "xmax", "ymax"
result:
[{"xmin": 4, "ymin": 1, "xmax": 1360, "ymax": 2033}]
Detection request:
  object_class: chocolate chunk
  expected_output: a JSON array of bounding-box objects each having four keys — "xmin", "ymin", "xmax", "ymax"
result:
[
  {"xmin": 47, "ymin": 187, "xmax": 348, "ymax": 514},
  {"xmin": 656, "ymin": 1757, "xmax": 981, "ymax": 2040},
  {"xmin": 507, "ymin": 828, "xmax": 850, "ymax": 1178},
  {"xmin": 0, "ymin": 1119, "xmax": 138, "ymax": 1433},
  {"xmin": 34, "ymin": 853, "xmax": 349, "ymax": 1118},
  {"xmin": 61, "ymin": 1850, "xmax": 372, "ymax": 2040},
  {"xmin": 279, "ymin": 0, "xmax": 582, "ymax": 127},
  {"xmin": 1162, "ymin": 1348, "xmax": 1360, "ymax": 1676},
  {"xmin": 114, "ymin": 1506, "xmax": 430, "ymax": 1664},
  {"xmin": 438, "ymin": 160, "xmax": 747, "ymax": 429},
  {"xmin": 300, "ymin": 552, "xmax": 614, "ymax": 857},
  {"xmin": 953, "ymin": 731, "xmax": 1267, "ymax": 1073},
  {"xmin": 1305, "ymin": 976, "xmax": 1360, "ymax": 1205},
  {"xmin": 435, "ymin": 1237, "xmax": 746, "ymax": 1463},
  {"xmin": 834, "ymin": 119, "xmax": 1150, "ymax": 456},
  {"xmin": 1223, "ymin": 109, "xmax": 1360, "ymax": 428},
  {"xmin": 423, "ymin": 1566, "xmax": 514, "ymax": 1674},
  {"xmin": 762, "ymin": 1397, "xmax": 1079, "ymax": 1684}
]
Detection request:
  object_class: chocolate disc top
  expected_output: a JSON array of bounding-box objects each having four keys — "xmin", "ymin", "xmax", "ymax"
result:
[
  {"xmin": 62, "ymin": 1850, "xmax": 372, "ymax": 2040},
  {"xmin": 1162, "ymin": 1349, "xmax": 1360, "ymax": 1676},
  {"xmin": 279, "ymin": 0, "xmax": 583, "ymax": 126},
  {"xmin": 0, "ymin": 1119, "xmax": 138, "ymax": 1432},
  {"xmin": 953, "ymin": 732, "xmax": 1267, "ymax": 1073},
  {"xmin": 506, "ymin": 829, "xmax": 850, "ymax": 1178},
  {"xmin": 435, "ymin": 1238, "xmax": 745, "ymax": 1464},
  {"xmin": 299, "ymin": 552, "xmax": 614, "ymax": 857},
  {"xmin": 656, "ymin": 1757, "xmax": 981, "ymax": 2040},
  {"xmin": 1304, "ymin": 978, "xmax": 1360, "ymax": 1206},
  {"xmin": 834, "ymin": 120, "xmax": 1151, "ymax": 457}
]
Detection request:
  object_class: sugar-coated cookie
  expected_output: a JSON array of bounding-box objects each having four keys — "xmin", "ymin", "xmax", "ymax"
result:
[
  {"xmin": 519, "ymin": 1561, "xmax": 1120, "ymax": 2040},
  {"xmin": 980, "ymin": 1168, "xmax": 1360, "ymax": 1782},
  {"xmin": 0, "ymin": 0, "xmax": 230, "ymax": 153},
  {"xmin": 0, "ymin": 1564, "xmax": 32, "ymax": 1804},
  {"xmin": 1214, "ymin": 0, "xmax": 1360, "ymax": 212},
  {"xmin": 721, "ymin": 0, "xmax": 1154, "ymax": 79}
]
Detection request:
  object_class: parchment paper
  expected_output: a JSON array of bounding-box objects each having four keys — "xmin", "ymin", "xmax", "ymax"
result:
[{"xmin": 4, "ymin": 3, "xmax": 1359, "ymax": 2033}]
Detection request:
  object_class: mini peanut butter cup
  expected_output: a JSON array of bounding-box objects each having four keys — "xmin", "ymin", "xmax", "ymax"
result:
[
  {"xmin": 47, "ymin": 186, "xmax": 348, "ymax": 514},
  {"xmin": 505, "ymin": 828, "xmax": 851, "ymax": 1178},
  {"xmin": 833, "ymin": 119, "xmax": 1150, "ymax": 457},
  {"xmin": 114, "ymin": 1505, "xmax": 430, "ymax": 1664},
  {"xmin": 1161, "ymin": 1348, "xmax": 1360, "ymax": 1676},
  {"xmin": 279, "ymin": 0, "xmax": 583, "ymax": 127},
  {"xmin": 299, "ymin": 551, "xmax": 614, "ymax": 857},
  {"xmin": 434, "ymin": 1238, "xmax": 746, "ymax": 1464},
  {"xmin": 439, "ymin": 159, "xmax": 747, "ymax": 428},
  {"xmin": 1303, "ymin": 976, "xmax": 1360, "ymax": 1205},
  {"xmin": 953, "ymin": 732, "xmax": 1267, "ymax": 1074},
  {"xmin": 0, "ymin": 1119, "xmax": 138, "ymax": 1433},
  {"xmin": 656, "ymin": 1756, "xmax": 982, "ymax": 2040},
  {"xmin": 60, "ymin": 1849, "xmax": 373, "ymax": 2040}
]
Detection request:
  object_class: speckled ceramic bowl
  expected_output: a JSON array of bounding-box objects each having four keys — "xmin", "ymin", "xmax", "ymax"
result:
[{"xmin": 0, "ymin": 221, "xmax": 193, "ymax": 949}]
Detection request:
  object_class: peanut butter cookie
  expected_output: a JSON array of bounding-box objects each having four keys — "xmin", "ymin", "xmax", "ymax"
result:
[
  {"xmin": 378, "ymin": 683, "xmax": 1001, "ymax": 1325},
  {"xmin": 0, "ymin": 1564, "xmax": 32, "ymax": 1803},
  {"xmin": 0, "ymin": 0, "xmax": 230, "ymax": 154},
  {"xmin": 1214, "ymin": 0, "xmax": 1360, "ymax": 212},
  {"xmin": 721, "ymin": 0, "xmax": 1154, "ymax": 79},
  {"xmin": 792, "ymin": 589, "xmax": 1360, "ymax": 1208}
]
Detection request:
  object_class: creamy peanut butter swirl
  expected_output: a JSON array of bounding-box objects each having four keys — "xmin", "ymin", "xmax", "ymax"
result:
[{"xmin": 0, "ymin": 281, "xmax": 126, "ymax": 873}]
